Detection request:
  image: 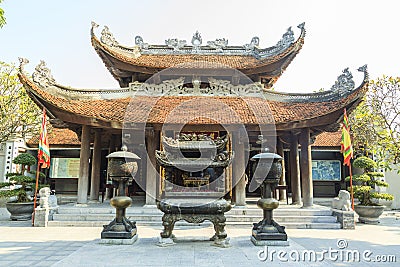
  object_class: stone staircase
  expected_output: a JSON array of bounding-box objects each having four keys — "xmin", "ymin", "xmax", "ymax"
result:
[{"xmin": 48, "ymin": 202, "xmax": 341, "ymax": 229}]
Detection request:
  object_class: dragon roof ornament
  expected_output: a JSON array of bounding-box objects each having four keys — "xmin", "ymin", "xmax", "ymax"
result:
[
  {"xmin": 165, "ymin": 38, "xmax": 186, "ymax": 51},
  {"xmin": 100, "ymin": 25, "xmax": 119, "ymax": 47},
  {"xmin": 93, "ymin": 22, "xmax": 305, "ymax": 58},
  {"xmin": 329, "ymin": 66, "xmax": 368, "ymax": 96},
  {"xmin": 30, "ymin": 60, "xmax": 56, "ymax": 88},
  {"xmin": 18, "ymin": 57, "xmax": 29, "ymax": 71}
]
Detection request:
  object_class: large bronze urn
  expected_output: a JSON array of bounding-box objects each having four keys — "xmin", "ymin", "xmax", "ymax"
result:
[
  {"xmin": 100, "ymin": 146, "xmax": 140, "ymax": 244},
  {"xmin": 250, "ymin": 152, "xmax": 288, "ymax": 246}
]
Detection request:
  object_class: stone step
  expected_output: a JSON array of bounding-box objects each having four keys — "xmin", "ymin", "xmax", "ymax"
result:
[
  {"xmin": 227, "ymin": 215, "xmax": 337, "ymax": 223},
  {"xmin": 56, "ymin": 207, "xmax": 333, "ymax": 216},
  {"xmin": 52, "ymin": 213, "xmax": 163, "ymax": 221},
  {"xmin": 47, "ymin": 220, "xmax": 212, "ymax": 227},
  {"xmin": 227, "ymin": 208, "xmax": 333, "ymax": 216},
  {"xmin": 53, "ymin": 213, "xmax": 337, "ymax": 223},
  {"xmin": 55, "ymin": 207, "xmax": 162, "ymax": 215},
  {"xmin": 47, "ymin": 220, "xmax": 341, "ymax": 229},
  {"xmin": 49, "ymin": 203, "xmax": 340, "ymax": 229},
  {"xmin": 226, "ymin": 222, "xmax": 341, "ymax": 229}
]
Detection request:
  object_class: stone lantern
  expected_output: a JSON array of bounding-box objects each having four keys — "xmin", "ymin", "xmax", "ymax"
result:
[
  {"xmin": 100, "ymin": 146, "xmax": 140, "ymax": 244},
  {"xmin": 250, "ymin": 152, "xmax": 288, "ymax": 246}
]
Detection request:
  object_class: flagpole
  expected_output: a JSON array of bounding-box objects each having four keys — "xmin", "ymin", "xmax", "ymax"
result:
[
  {"xmin": 32, "ymin": 107, "xmax": 49, "ymax": 226},
  {"xmin": 32, "ymin": 163, "xmax": 40, "ymax": 226},
  {"xmin": 348, "ymin": 162, "xmax": 355, "ymax": 210}
]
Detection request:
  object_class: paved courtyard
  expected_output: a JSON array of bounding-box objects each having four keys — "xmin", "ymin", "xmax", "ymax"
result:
[{"xmin": 0, "ymin": 208, "xmax": 399, "ymax": 267}]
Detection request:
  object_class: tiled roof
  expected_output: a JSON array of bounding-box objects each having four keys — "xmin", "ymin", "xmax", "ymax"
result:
[
  {"xmin": 312, "ymin": 130, "xmax": 342, "ymax": 147},
  {"xmin": 19, "ymin": 72, "xmax": 368, "ymax": 129},
  {"xmin": 27, "ymin": 128, "xmax": 80, "ymax": 147}
]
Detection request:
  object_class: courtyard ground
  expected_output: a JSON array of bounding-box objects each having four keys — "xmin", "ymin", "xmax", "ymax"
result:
[{"xmin": 0, "ymin": 207, "xmax": 399, "ymax": 266}]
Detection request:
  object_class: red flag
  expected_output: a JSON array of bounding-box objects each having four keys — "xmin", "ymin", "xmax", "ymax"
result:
[
  {"xmin": 341, "ymin": 108, "xmax": 353, "ymax": 166},
  {"xmin": 38, "ymin": 108, "xmax": 50, "ymax": 168}
]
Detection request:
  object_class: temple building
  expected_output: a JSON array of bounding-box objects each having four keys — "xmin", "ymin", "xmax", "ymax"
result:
[{"xmin": 19, "ymin": 22, "xmax": 368, "ymax": 207}]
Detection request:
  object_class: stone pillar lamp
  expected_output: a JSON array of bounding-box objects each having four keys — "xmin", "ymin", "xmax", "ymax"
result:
[
  {"xmin": 250, "ymin": 152, "xmax": 289, "ymax": 246},
  {"xmin": 100, "ymin": 146, "xmax": 140, "ymax": 244}
]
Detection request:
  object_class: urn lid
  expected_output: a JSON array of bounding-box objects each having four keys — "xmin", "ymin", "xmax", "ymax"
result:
[
  {"xmin": 250, "ymin": 152, "xmax": 282, "ymax": 161},
  {"xmin": 106, "ymin": 145, "xmax": 141, "ymax": 160}
]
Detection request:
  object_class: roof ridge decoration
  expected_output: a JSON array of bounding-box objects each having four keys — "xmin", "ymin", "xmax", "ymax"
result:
[
  {"xmin": 191, "ymin": 31, "xmax": 202, "ymax": 52},
  {"xmin": 329, "ymin": 67, "xmax": 355, "ymax": 96},
  {"xmin": 18, "ymin": 59, "xmax": 368, "ymax": 103},
  {"xmin": 100, "ymin": 25, "xmax": 119, "ymax": 47},
  {"xmin": 92, "ymin": 22, "xmax": 305, "ymax": 58},
  {"xmin": 18, "ymin": 57, "xmax": 29, "ymax": 72},
  {"xmin": 31, "ymin": 60, "xmax": 56, "ymax": 88},
  {"xmin": 165, "ymin": 38, "xmax": 186, "ymax": 51}
]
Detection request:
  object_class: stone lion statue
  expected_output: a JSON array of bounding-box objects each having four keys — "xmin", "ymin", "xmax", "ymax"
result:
[
  {"xmin": 331, "ymin": 190, "xmax": 351, "ymax": 211},
  {"xmin": 39, "ymin": 187, "xmax": 51, "ymax": 208}
]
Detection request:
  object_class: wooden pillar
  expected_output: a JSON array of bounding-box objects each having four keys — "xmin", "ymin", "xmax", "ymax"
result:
[
  {"xmin": 89, "ymin": 129, "xmax": 102, "ymax": 201},
  {"xmin": 77, "ymin": 125, "xmax": 91, "ymax": 204},
  {"xmin": 104, "ymin": 134, "xmax": 116, "ymax": 200},
  {"xmin": 289, "ymin": 133, "xmax": 302, "ymax": 205},
  {"xmin": 277, "ymin": 137, "xmax": 286, "ymax": 201},
  {"xmin": 145, "ymin": 128, "xmax": 158, "ymax": 205},
  {"xmin": 232, "ymin": 131, "xmax": 246, "ymax": 206},
  {"xmin": 300, "ymin": 128, "xmax": 313, "ymax": 207}
]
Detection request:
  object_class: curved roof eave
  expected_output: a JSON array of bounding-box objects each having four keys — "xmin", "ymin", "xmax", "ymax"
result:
[{"xmin": 17, "ymin": 59, "xmax": 368, "ymax": 132}]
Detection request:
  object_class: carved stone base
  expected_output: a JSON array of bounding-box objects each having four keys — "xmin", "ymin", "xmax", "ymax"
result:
[
  {"xmin": 101, "ymin": 217, "xmax": 137, "ymax": 239},
  {"xmin": 251, "ymin": 236, "xmax": 289, "ymax": 246},
  {"xmin": 99, "ymin": 234, "xmax": 138, "ymax": 245},
  {"xmin": 252, "ymin": 219, "xmax": 288, "ymax": 243}
]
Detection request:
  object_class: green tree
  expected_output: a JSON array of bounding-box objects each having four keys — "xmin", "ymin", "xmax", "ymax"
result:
[
  {"xmin": 0, "ymin": 153, "xmax": 46, "ymax": 202},
  {"xmin": 346, "ymin": 156, "xmax": 393, "ymax": 206},
  {"xmin": 349, "ymin": 76, "xmax": 400, "ymax": 170},
  {"xmin": 0, "ymin": 0, "xmax": 6, "ymax": 28},
  {"xmin": 0, "ymin": 61, "xmax": 42, "ymax": 143}
]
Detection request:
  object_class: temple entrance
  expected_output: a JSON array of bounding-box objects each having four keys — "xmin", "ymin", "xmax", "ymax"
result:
[{"xmin": 158, "ymin": 131, "xmax": 230, "ymax": 197}]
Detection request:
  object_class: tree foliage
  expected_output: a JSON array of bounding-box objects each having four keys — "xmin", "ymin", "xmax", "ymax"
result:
[
  {"xmin": 0, "ymin": 153, "xmax": 37, "ymax": 202},
  {"xmin": 346, "ymin": 156, "xmax": 394, "ymax": 206},
  {"xmin": 0, "ymin": 0, "xmax": 5, "ymax": 28},
  {"xmin": 0, "ymin": 61, "xmax": 42, "ymax": 144},
  {"xmin": 349, "ymin": 76, "xmax": 400, "ymax": 170}
]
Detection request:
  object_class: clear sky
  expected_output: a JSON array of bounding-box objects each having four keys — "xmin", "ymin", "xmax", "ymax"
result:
[{"xmin": 1, "ymin": 0, "xmax": 399, "ymax": 92}]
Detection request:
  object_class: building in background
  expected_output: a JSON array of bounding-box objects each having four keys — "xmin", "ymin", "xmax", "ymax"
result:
[{"xmin": 19, "ymin": 22, "xmax": 368, "ymax": 206}]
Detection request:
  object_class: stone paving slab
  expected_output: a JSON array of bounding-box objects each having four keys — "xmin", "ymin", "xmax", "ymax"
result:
[
  {"xmin": 0, "ymin": 208, "xmax": 399, "ymax": 266},
  {"xmin": 53, "ymin": 235, "xmax": 399, "ymax": 267}
]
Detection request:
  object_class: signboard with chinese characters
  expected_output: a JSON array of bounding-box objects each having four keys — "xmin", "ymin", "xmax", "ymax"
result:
[
  {"xmin": 312, "ymin": 160, "xmax": 342, "ymax": 181},
  {"xmin": 49, "ymin": 158, "xmax": 80, "ymax": 178}
]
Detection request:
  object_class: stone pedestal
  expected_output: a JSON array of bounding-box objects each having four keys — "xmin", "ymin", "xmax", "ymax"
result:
[
  {"xmin": 332, "ymin": 209, "xmax": 355, "ymax": 229},
  {"xmin": 33, "ymin": 207, "xmax": 49, "ymax": 227}
]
